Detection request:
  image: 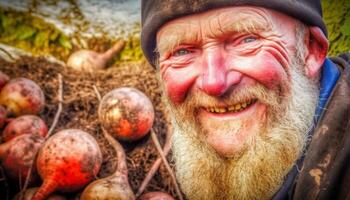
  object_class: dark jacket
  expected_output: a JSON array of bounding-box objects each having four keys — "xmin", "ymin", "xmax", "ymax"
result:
[{"xmin": 292, "ymin": 53, "xmax": 350, "ymax": 200}]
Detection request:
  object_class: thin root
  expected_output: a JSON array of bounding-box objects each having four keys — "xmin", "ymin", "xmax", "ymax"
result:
[
  {"xmin": 150, "ymin": 128, "xmax": 183, "ymax": 200},
  {"xmin": 20, "ymin": 73, "xmax": 64, "ymax": 197},
  {"xmin": 135, "ymin": 127, "xmax": 172, "ymax": 197},
  {"xmin": 93, "ymin": 85, "xmax": 128, "ymax": 175},
  {"xmin": 47, "ymin": 73, "xmax": 63, "ymax": 137}
]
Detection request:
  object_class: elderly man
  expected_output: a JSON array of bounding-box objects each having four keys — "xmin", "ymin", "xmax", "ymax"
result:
[{"xmin": 141, "ymin": 1, "xmax": 350, "ymax": 199}]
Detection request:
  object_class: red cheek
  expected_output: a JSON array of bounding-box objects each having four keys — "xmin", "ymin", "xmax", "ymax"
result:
[
  {"xmin": 232, "ymin": 52, "xmax": 288, "ymax": 89},
  {"xmin": 255, "ymin": 58, "xmax": 285, "ymax": 87},
  {"xmin": 163, "ymin": 67, "xmax": 199, "ymax": 104}
]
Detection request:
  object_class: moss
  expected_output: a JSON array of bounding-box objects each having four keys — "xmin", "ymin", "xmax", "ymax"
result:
[
  {"xmin": 322, "ymin": 0, "xmax": 350, "ymax": 56},
  {"xmin": 117, "ymin": 35, "xmax": 143, "ymax": 62},
  {"xmin": 0, "ymin": 8, "xmax": 73, "ymax": 60},
  {"xmin": 0, "ymin": 7, "xmax": 143, "ymax": 64}
]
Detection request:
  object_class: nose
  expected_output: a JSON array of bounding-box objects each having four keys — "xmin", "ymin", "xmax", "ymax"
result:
[{"xmin": 198, "ymin": 48, "xmax": 239, "ymax": 96}]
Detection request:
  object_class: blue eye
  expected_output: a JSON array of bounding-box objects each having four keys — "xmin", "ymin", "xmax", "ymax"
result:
[
  {"xmin": 242, "ymin": 36, "xmax": 257, "ymax": 43},
  {"xmin": 173, "ymin": 48, "xmax": 190, "ymax": 56}
]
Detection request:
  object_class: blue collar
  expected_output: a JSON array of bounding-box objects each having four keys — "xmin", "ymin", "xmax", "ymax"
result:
[
  {"xmin": 315, "ymin": 58, "xmax": 341, "ymax": 121},
  {"xmin": 272, "ymin": 58, "xmax": 340, "ymax": 200}
]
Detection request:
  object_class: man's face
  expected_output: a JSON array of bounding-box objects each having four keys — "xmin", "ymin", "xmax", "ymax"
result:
[{"xmin": 156, "ymin": 6, "xmax": 319, "ymax": 200}]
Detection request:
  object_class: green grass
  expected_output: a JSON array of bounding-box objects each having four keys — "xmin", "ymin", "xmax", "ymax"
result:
[
  {"xmin": 0, "ymin": 1, "xmax": 348, "ymax": 62},
  {"xmin": 322, "ymin": 0, "xmax": 350, "ymax": 56}
]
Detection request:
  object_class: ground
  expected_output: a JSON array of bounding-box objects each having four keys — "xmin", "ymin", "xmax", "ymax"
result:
[{"xmin": 0, "ymin": 57, "xmax": 178, "ymax": 199}]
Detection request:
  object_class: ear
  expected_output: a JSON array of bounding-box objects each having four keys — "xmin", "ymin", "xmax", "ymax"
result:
[{"xmin": 305, "ymin": 26, "xmax": 329, "ymax": 78}]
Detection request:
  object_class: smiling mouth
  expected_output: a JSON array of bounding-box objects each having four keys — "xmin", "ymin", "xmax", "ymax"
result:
[{"xmin": 204, "ymin": 99, "xmax": 257, "ymax": 114}]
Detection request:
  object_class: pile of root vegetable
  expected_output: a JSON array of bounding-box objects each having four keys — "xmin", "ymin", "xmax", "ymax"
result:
[{"xmin": 0, "ymin": 55, "xmax": 178, "ymax": 199}]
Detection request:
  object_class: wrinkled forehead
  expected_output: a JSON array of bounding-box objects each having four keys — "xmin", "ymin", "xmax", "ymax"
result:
[
  {"xmin": 156, "ymin": 6, "xmax": 297, "ymax": 52},
  {"xmin": 158, "ymin": 6, "xmax": 272, "ymax": 34}
]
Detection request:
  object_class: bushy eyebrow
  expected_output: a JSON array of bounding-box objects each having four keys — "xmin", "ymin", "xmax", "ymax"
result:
[
  {"xmin": 156, "ymin": 10, "xmax": 272, "ymax": 55},
  {"xmin": 156, "ymin": 23, "xmax": 201, "ymax": 56},
  {"xmin": 218, "ymin": 14, "xmax": 271, "ymax": 37}
]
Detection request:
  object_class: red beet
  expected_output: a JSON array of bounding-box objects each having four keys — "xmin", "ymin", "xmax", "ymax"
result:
[
  {"xmin": 0, "ymin": 72, "xmax": 9, "ymax": 129},
  {"xmin": 67, "ymin": 40, "xmax": 125, "ymax": 71},
  {"xmin": 139, "ymin": 192, "xmax": 175, "ymax": 200},
  {"xmin": 0, "ymin": 105, "xmax": 7, "ymax": 129},
  {"xmin": 33, "ymin": 129, "xmax": 102, "ymax": 200},
  {"xmin": 0, "ymin": 71, "xmax": 10, "ymax": 90},
  {"xmin": 0, "ymin": 134, "xmax": 44, "ymax": 185},
  {"xmin": 0, "ymin": 77, "xmax": 45, "ymax": 117},
  {"xmin": 2, "ymin": 115, "xmax": 48, "ymax": 142},
  {"xmin": 98, "ymin": 87, "xmax": 155, "ymax": 141},
  {"xmin": 80, "ymin": 131, "xmax": 135, "ymax": 200},
  {"xmin": 13, "ymin": 187, "xmax": 66, "ymax": 200}
]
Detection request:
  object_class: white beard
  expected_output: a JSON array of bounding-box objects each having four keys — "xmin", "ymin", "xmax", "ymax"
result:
[{"xmin": 164, "ymin": 60, "xmax": 319, "ymax": 200}]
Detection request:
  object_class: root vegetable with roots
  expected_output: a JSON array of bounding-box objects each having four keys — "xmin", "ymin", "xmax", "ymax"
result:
[
  {"xmin": 139, "ymin": 191, "xmax": 175, "ymax": 200},
  {"xmin": 0, "ymin": 78, "xmax": 45, "ymax": 117},
  {"xmin": 95, "ymin": 85, "xmax": 182, "ymax": 200},
  {"xmin": 0, "ymin": 71, "xmax": 9, "ymax": 90},
  {"xmin": 0, "ymin": 105, "xmax": 7, "ymax": 129},
  {"xmin": 13, "ymin": 187, "xmax": 66, "ymax": 200},
  {"xmin": 81, "ymin": 85, "xmax": 136, "ymax": 200},
  {"xmin": 1, "ymin": 115, "xmax": 47, "ymax": 142},
  {"xmin": 80, "ymin": 129, "xmax": 135, "ymax": 200},
  {"xmin": 32, "ymin": 129, "xmax": 102, "ymax": 200},
  {"xmin": 67, "ymin": 40, "xmax": 125, "ymax": 71},
  {"xmin": 0, "ymin": 134, "xmax": 44, "ymax": 186}
]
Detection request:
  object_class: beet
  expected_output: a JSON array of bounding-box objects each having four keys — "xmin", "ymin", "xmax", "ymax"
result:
[
  {"xmin": 80, "ymin": 130, "xmax": 135, "ymax": 200},
  {"xmin": 32, "ymin": 129, "xmax": 102, "ymax": 200},
  {"xmin": 13, "ymin": 187, "xmax": 66, "ymax": 200},
  {"xmin": 0, "ymin": 134, "xmax": 44, "ymax": 185},
  {"xmin": 0, "ymin": 105, "xmax": 7, "ymax": 129},
  {"xmin": 0, "ymin": 78, "xmax": 45, "ymax": 117},
  {"xmin": 2, "ymin": 115, "xmax": 47, "ymax": 142},
  {"xmin": 67, "ymin": 40, "xmax": 125, "ymax": 71},
  {"xmin": 139, "ymin": 191, "xmax": 175, "ymax": 200},
  {"xmin": 98, "ymin": 87, "xmax": 155, "ymax": 142},
  {"xmin": 0, "ymin": 71, "xmax": 10, "ymax": 91}
]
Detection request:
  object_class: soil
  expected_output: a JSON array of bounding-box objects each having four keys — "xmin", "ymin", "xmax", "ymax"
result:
[{"xmin": 0, "ymin": 56, "xmax": 177, "ymax": 199}]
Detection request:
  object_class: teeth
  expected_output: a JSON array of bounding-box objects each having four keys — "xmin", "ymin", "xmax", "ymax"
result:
[
  {"xmin": 235, "ymin": 104, "xmax": 241, "ymax": 110},
  {"xmin": 206, "ymin": 100, "xmax": 255, "ymax": 114}
]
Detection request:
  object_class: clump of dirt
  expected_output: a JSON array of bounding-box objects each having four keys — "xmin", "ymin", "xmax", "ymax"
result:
[{"xmin": 0, "ymin": 56, "xmax": 177, "ymax": 199}]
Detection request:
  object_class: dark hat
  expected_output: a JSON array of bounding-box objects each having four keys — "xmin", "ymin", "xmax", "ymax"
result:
[{"xmin": 141, "ymin": 0, "xmax": 327, "ymax": 67}]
